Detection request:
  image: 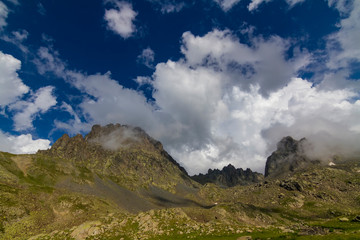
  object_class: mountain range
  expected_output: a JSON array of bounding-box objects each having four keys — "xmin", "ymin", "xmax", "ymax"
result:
[{"xmin": 1, "ymin": 123, "xmax": 360, "ymax": 239}]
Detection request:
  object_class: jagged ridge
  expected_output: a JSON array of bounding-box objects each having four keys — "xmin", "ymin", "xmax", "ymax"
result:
[{"xmin": 191, "ymin": 164, "xmax": 264, "ymax": 187}]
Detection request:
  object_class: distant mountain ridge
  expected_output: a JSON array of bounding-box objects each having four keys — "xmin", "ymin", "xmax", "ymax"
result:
[
  {"xmin": 191, "ymin": 164, "xmax": 264, "ymax": 187},
  {"xmin": 191, "ymin": 136, "xmax": 318, "ymax": 187}
]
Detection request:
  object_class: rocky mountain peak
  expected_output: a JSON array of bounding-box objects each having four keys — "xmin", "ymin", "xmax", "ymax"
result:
[
  {"xmin": 86, "ymin": 124, "xmax": 147, "ymax": 141},
  {"xmin": 276, "ymin": 136, "xmax": 304, "ymax": 153},
  {"xmin": 50, "ymin": 133, "xmax": 70, "ymax": 149},
  {"xmin": 48, "ymin": 123, "xmax": 164, "ymax": 155},
  {"xmin": 265, "ymin": 136, "xmax": 313, "ymax": 177},
  {"xmin": 84, "ymin": 123, "xmax": 163, "ymax": 152},
  {"xmin": 192, "ymin": 164, "xmax": 264, "ymax": 187},
  {"xmin": 40, "ymin": 123, "xmax": 192, "ymax": 191},
  {"xmin": 221, "ymin": 164, "xmax": 236, "ymax": 174}
]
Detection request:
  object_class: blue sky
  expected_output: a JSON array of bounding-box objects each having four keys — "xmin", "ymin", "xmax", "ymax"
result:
[{"xmin": 0, "ymin": 0, "xmax": 359, "ymax": 174}]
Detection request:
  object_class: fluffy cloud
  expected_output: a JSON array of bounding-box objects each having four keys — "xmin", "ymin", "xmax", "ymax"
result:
[
  {"xmin": 50, "ymin": 29, "xmax": 357, "ymax": 175},
  {"xmin": 145, "ymin": 29, "xmax": 358, "ymax": 174},
  {"xmin": 35, "ymin": 47, "xmax": 156, "ymax": 133},
  {"xmin": 0, "ymin": 51, "xmax": 57, "ymax": 132},
  {"xmin": 137, "ymin": 47, "xmax": 155, "ymax": 68},
  {"xmin": 0, "ymin": 51, "xmax": 29, "ymax": 108},
  {"xmin": 37, "ymin": 21, "xmax": 359, "ymax": 175},
  {"xmin": 0, "ymin": 51, "xmax": 55, "ymax": 154},
  {"xmin": 180, "ymin": 30, "xmax": 310, "ymax": 95},
  {"xmin": 10, "ymin": 86, "xmax": 57, "ymax": 131},
  {"xmin": 0, "ymin": 130, "xmax": 51, "ymax": 154},
  {"xmin": 69, "ymin": 71, "xmax": 157, "ymax": 128},
  {"xmin": 104, "ymin": 0, "xmax": 137, "ymax": 38},
  {"xmin": 152, "ymin": 62, "xmax": 359, "ymax": 174},
  {"xmin": 152, "ymin": 61, "xmax": 224, "ymax": 148},
  {"xmin": 147, "ymin": 0, "xmax": 186, "ymax": 13}
]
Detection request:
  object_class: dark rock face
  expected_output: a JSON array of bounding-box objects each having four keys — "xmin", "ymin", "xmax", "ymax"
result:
[
  {"xmin": 265, "ymin": 136, "xmax": 312, "ymax": 178},
  {"xmin": 191, "ymin": 164, "xmax": 264, "ymax": 187}
]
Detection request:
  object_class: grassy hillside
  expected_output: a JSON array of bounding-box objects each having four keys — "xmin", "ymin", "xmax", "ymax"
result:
[
  {"xmin": 2, "ymin": 150, "xmax": 360, "ymax": 239},
  {"xmin": 1, "ymin": 126, "xmax": 360, "ymax": 239}
]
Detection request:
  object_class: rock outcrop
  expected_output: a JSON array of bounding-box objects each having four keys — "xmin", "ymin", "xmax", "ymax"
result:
[
  {"xmin": 265, "ymin": 136, "xmax": 313, "ymax": 177},
  {"xmin": 191, "ymin": 164, "xmax": 264, "ymax": 187}
]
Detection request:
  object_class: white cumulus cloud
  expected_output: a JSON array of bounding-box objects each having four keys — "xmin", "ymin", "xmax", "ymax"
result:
[
  {"xmin": 151, "ymin": 61, "xmax": 360, "ymax": 174},
  {"xmin": 0, "ymin": 51, "xmax": 55, "ymax": 154},
  {"xmin": 0, "ymin": 130, "xmax": 51, "ymax": 154},
  {"xmin": 69, "ymin": 71, "xmax": 156, "ymax": 128},
  {"xmin": 146, "ymin": 30, "xmax": 358, "ymax": 174},
  {"xmin": 180, "ymin": 30, "xmax": 310, "ymax": 95},
  {"xmin": 104, "ymin": 0, "xmax": 137, "ymax": 39},
  {"xmin": 0, "ymin": 51, "xmax": 29, "ymax": 108}
]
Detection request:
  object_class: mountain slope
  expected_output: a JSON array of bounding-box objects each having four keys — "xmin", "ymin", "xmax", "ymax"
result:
[
  {"xmin": 1, "ymin": 126, "xmax": 360, "ymax": 239},
  {"xmin": 0, "ymin": 124, "xmax": 210, "ymax": 239},
  {"xmin": 42, "ymin": 123, "xmax": 193, "ymax": 192}
]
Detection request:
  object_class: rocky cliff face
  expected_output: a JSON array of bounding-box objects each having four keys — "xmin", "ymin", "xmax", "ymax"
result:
[
  {"xmin": 265, "ymin": 136, "xmax": 315, "ymax": 177},
  {"xmin": 191, "ymin": 164, "xmax": 264, "ymax": 187}
]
